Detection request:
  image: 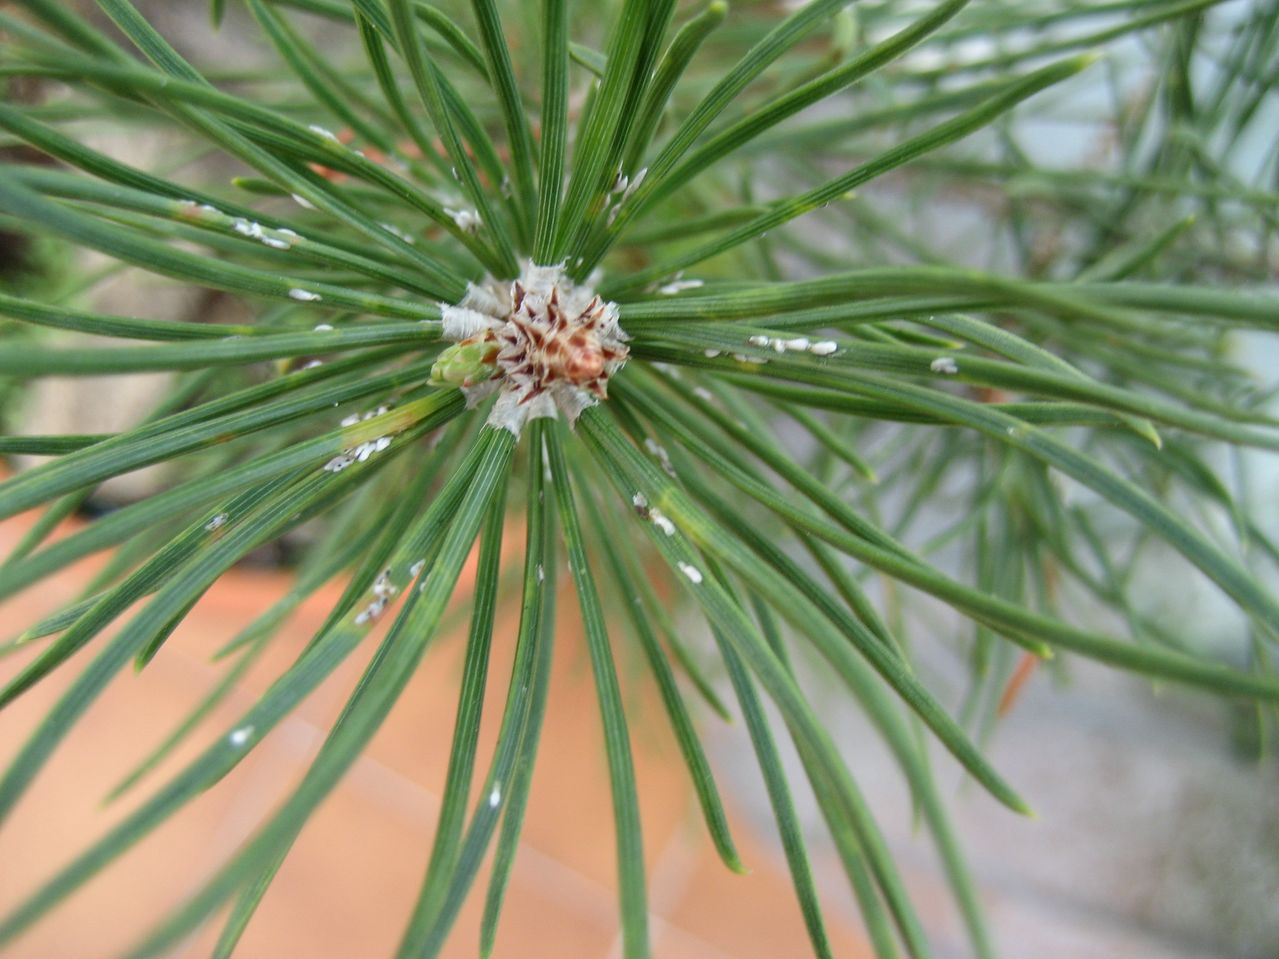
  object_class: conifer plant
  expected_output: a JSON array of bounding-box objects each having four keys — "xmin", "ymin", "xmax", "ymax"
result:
[{"xmin": 1, "ymin": 0, "xmax": 1278, "ymax": 956}]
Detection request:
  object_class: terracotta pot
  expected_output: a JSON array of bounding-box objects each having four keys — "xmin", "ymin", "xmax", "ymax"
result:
[{"xmin": 0, "ymin": 503, "xmax": 872, "ymax": 957}]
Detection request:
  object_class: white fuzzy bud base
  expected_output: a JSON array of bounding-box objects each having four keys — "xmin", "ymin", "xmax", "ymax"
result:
[{"xmin": 439, "ymin": 262, "xmax": 629, "ymax": 437}]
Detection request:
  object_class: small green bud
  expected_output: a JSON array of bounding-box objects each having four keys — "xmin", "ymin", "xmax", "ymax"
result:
[{"xmin": 429, "ymin": 334, "xmax": 499, "ymax": 388}]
